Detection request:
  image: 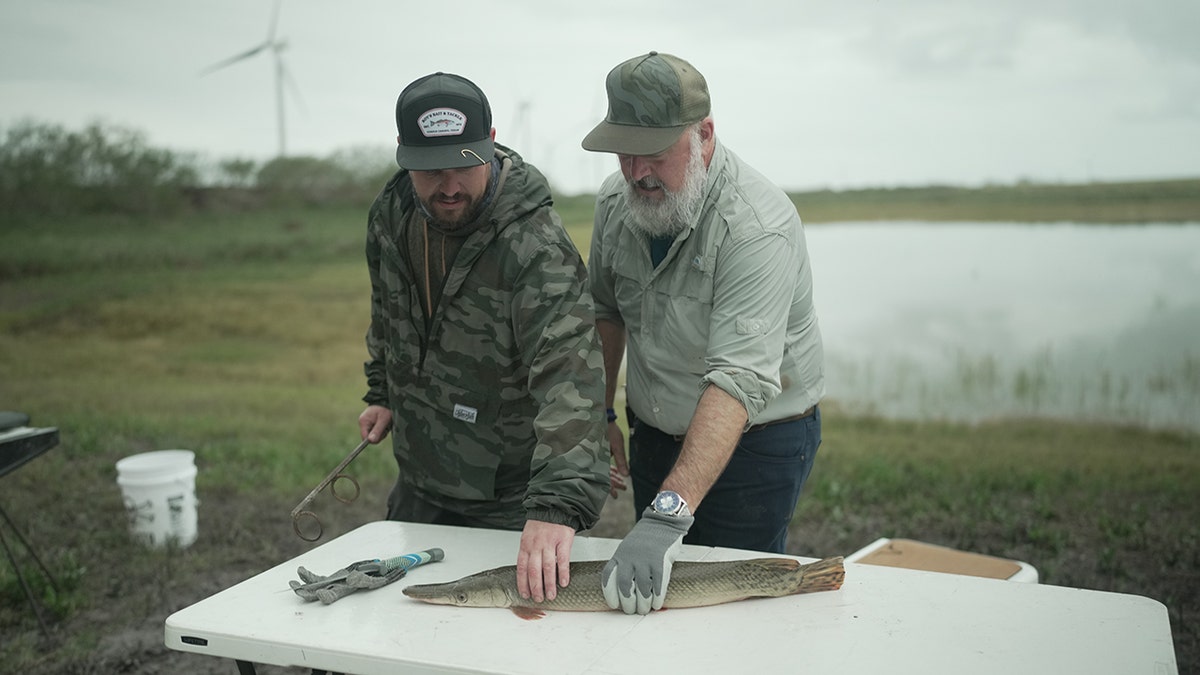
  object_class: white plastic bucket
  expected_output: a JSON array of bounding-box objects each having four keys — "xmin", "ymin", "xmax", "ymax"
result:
[{"xmin": 115, "ymin": 449, "xmax": 198, "ymax": 549}]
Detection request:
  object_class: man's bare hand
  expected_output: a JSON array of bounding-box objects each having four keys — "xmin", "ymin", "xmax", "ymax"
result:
[
  {"xmin": 516, "ymin": 520, "xmax": 575, "ymax": 602},
  {"xmin": 358, "ymin": 405, "xmax": 392, "ymax": 443}
]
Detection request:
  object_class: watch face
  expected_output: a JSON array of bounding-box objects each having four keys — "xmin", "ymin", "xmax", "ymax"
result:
[{"xmin": 654, "ymin": 491, "xmax": 682, "ymax": 514}]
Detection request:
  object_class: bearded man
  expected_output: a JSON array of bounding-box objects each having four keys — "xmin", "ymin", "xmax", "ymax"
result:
[
  {"xmin": 358, "ymin": 72, "xmax": 609, "ymax": 605},
  {"xmin": 581, "ymin": 52, "xmax": 826, "ymax": 615}
]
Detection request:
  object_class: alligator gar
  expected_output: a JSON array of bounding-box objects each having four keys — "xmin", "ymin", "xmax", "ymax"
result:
[{"xmin": 402, "ymin": 556, "xmax": 844, "ymax": 619}]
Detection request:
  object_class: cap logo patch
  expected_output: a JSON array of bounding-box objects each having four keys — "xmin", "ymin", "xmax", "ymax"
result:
[{"xmin": 418, "ymin": 108, "xmax": 467, "ymax": 137}]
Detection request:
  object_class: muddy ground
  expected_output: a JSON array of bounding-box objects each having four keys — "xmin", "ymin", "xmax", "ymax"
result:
[
  {"xmin": 6, "ymin": 480, "xmax": 637, "ymax": 675},
  {"xmin": 3, "ymin": 476, "xmax": 1192, "ymax": 674}
]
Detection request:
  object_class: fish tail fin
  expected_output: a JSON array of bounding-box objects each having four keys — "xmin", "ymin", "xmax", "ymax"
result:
[{"xmin": 797, "ymin": 556, "xmax": 846, "ymax": 593}]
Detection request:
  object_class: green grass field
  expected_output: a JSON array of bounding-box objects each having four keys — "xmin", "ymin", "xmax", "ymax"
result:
[{"xmin": 1, "ymin": 180, "xmax": 1197, "ymax": 672}]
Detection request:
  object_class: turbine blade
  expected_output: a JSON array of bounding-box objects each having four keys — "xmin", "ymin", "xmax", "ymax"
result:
[
  {"xmin": 266, "ymin": 0, "xmax": 282, "ymax": 44},
  {"xmin": 199, "ymin": 42, "xmax": 271, "ymax": 76}
]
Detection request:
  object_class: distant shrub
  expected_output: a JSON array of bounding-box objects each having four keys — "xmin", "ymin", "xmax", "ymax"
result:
[
  {"xmin": 0, "ymin": 120, "xmax": 400, "ymax": 219},
  {"xmin": 217, "ymin": 157, "xmax": 258, "ymax": 188},
  {"xmin": 255, "ymin": 146, "xmax": 395, "ymax": 205},
  {"xmin": 325, "ymin": 144, "xmax": 397, "ymax": 193},
  {"xmin": 0, "ymin": 119, "xmax": 199, "ymax": 217}
]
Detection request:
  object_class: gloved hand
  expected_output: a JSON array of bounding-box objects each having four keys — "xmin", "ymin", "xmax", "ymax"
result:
[
  {"xmin": 601, "ymin": 507, "xmax": 695, "ymax": 614},
  {"xmin": 289, "ymin": 561, "xmax": 403, "ymax": 604}
]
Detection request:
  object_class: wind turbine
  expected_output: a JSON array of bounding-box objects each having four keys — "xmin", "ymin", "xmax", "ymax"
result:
[
  {"xmin": 199, "ymin": 0, "xmax": 301, "ymax": 157},
  {"xmin": 511, "ymin": 97, "xmax": 532, "ymax": 152}
]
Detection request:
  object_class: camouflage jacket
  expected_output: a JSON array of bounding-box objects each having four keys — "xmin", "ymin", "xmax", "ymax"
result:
[{"xmin": 362, "ymin": 145, "xmax": 609, "ymax": 531}]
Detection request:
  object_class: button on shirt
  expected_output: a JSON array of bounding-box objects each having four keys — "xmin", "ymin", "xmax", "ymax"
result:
[{"xmin": 589, "ymin": 141, "xmax": 825, "ymax": 436}]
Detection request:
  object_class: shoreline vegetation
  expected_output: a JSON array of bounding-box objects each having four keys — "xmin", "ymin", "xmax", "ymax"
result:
[
  {"xmin": 1, "ymin": 124, "xmax": 1196, "ymax": 673},
  {"xmin": 554, "ymin": 176, "xmax": 1200, "ymax": 227},
  {"xmin": 793, "ymin": 177, "xmax": 1200, "ymax": 224},
  {"xmin": 2, "ymin": 118, "xmax": 1197, "ymax": 226}
]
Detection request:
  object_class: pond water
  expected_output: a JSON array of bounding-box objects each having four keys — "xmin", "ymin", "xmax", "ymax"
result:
[{"xmin": 805, "ymin": 222, "xmax": 1200, "ymax": 434}]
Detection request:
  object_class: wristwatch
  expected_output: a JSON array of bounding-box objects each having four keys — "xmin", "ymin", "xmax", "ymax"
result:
[{"xmin": 651, "ymin": 490, "xmax": 691, "ymax": 518}]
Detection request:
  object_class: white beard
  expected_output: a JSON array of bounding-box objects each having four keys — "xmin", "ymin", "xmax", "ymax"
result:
[{"xmin": 624, "ymin": 129, "xmax": 707, "ymax": 239}]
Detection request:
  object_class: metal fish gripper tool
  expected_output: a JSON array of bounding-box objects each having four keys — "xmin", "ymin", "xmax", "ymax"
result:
[{"xmin": 290, "ymin": 437, "xmax": 371, "ymax": 542}]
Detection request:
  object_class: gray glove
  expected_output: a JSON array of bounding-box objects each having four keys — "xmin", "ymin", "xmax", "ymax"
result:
[
  {"xmin": 601, "ymin": 507, "xmax": 695, "ymax": 614},
  {"xmin": 289, "ymin": 562, "xmax": 401, "ymax": 604}
]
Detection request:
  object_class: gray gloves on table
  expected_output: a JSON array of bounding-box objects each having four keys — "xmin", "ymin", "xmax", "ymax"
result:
[
  {"xmin": 289, "ymin": 549, "xmax": 443, "ymax": 605},
  {"xmin": 289, "ymin": 563, "xmax": 401, "ymax": 604},
  {"xmin": 601, "ymin": 507, "xmax": 695, "ymax": 615}
]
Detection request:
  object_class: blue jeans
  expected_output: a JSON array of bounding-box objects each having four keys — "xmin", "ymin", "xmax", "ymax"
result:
[{"xmin": 628, "ymin": 406, "xmax": 821, "ymax": 554}]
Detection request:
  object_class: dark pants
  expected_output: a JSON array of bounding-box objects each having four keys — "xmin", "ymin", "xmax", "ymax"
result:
[
  {"xmin": 629, "ymin": 406, "xmax": 821, "ymax": 554},
  {"xmin": 386, "ymin": 481, "xmax": 512, "ymax": 530}
]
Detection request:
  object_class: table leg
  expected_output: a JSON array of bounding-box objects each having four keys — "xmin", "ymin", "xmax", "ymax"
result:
[{"xmin": 0, "ymin": 501, "xmax": 60, "ymax": 637}]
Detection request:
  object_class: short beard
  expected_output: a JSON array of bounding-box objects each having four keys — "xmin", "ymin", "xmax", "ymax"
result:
[
  {"xmin": 414, "ymin": 190, "xmax": 481, "ymax": 232},
  {"xmin": 623, "ymin": 127, "xmax": 707, "ymax": 239}
]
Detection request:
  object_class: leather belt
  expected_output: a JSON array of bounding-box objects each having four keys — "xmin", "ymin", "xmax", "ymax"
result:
[
  {"xmin": 668, "ymin": 405, "xmax": 816, "ymax": 442},
  {"xmin": 747, "ymin": 405, "xmax": 818, "ymax": 432}
]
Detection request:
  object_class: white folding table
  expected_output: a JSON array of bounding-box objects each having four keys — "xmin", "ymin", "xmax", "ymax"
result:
[{"xmin": 164, "ymin": 520, "xmax": 1178, "ymax": 674}]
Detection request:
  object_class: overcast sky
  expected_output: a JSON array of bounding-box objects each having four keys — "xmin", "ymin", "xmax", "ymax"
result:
[{"xmin": 2, "ymin": 0, "xmax": 1198, "ymax": 195}]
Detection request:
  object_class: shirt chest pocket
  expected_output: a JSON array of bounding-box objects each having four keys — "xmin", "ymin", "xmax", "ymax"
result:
[
  {"xmin": 661, "ymin": 253, "xmax": 715, "ymax": 301},
  {"xmin": 651, "ymin": 254, "xmax": 715, "ymax": 368},
  {"xmin": 612, "ymin": 243, "xmax": 715, "ymax": 304},
  {"xmin": 611, "ymin": 247, "xmax": 645, "ymax": 322}
]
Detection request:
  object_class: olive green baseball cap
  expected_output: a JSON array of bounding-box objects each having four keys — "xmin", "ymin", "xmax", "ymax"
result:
[{"xmin": 581, "ymin": 51, "xmax": 710, "ymax": 156}]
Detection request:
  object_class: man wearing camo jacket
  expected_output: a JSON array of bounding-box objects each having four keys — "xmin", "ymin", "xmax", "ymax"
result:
[{"xmin": 357, "ymin": 72, "xmax": 609, "ymax": 604}]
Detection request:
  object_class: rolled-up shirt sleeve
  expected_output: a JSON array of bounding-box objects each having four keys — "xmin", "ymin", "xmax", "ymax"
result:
[{"xmin": 700, "ymin": 229, "xmax": 797, "ymax": 425}]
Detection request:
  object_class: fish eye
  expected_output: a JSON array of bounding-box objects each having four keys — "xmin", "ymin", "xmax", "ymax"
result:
[{"xmin": 456, "ymin": 592, "xmax": 468, "ymax": 604}]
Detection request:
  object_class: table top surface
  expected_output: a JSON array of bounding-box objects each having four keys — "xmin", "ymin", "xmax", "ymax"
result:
[{"xmin": 165, "ymin": 520, "xmax": 1178, "ymax": 675}]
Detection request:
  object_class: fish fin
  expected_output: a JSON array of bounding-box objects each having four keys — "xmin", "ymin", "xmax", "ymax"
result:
[
  {"xmin": 798, "ymin": 556, "xmax": 846, "ymax": 593},
  {"xmin": 758, "ymin": 558, "xmax": 802, "ymax": 572},
  {"xmin": 511, "ymin": 606, "xmax": 545, "ymax": 620}
]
